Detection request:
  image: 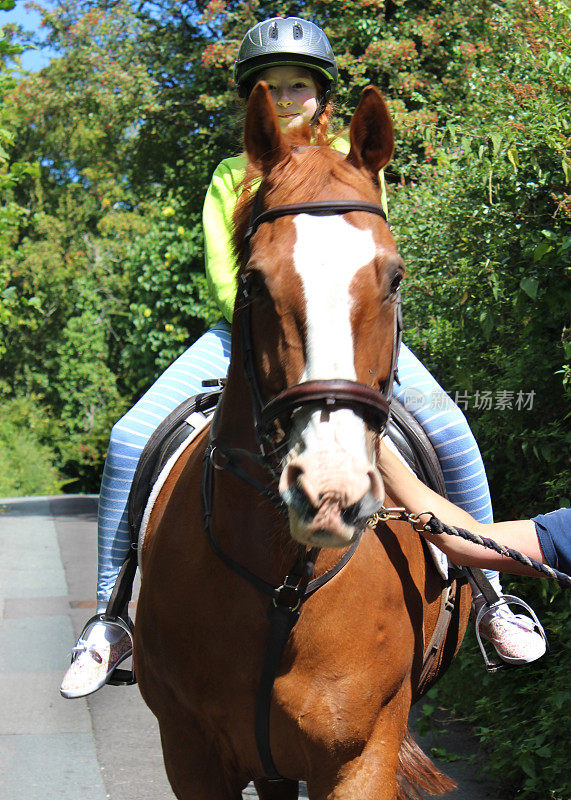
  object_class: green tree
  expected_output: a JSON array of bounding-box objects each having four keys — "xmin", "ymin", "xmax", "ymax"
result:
[
  {"xmin": 2, "ymin": 1, "xmax": 160, "ymax": 488},
  {"xmin": 120, "ymin": 197, "xmax": 219, "ymax": 395},
  {"xmin": 387, "ymin": 4, "xmax": 570, "ymax": 797},
  {"xmin": 0, "ymin": 0, "xmax": 41, "ymax": 360}
]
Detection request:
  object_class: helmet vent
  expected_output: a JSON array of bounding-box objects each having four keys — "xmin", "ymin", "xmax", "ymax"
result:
[
  {"xmin": 293, "ymin": 21, "xmax": 303, "ymax": 39},
  {"xmin": 269, "ymin": 22, "xmax": 278, "ymax": 39}
]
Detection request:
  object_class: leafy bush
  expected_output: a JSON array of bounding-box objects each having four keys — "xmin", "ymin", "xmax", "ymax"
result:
[
  {"xmin": 392, "ymin": 3, "xmax": 571, "ymax": 796},
  {"xmin": 120, "ymin": 197, "xmax": 220, "ymax": 397},
  {"xmin": 390, "ymin": 0, "xmax": 570, "ymax": 523},
  {"xmin": 0, "ymin": 395, "xmax": 66, "ymax": 496},
  {"xmin": 432, "ymin": 579, "xmax": 571, "ymax": 799}
]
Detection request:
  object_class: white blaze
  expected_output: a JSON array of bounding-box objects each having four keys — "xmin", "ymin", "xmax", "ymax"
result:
[{"xmin": 292, "ymin": 214, "xmax": 377, "ymax": 458}]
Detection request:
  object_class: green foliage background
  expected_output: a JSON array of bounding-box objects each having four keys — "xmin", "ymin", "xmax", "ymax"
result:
[{"xmin": 1, "ymin": 0, "xmax": 569, "ymax": 796}]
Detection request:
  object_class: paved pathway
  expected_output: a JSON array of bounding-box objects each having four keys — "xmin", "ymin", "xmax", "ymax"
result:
[{"xmin": 0, "ymin": 495, "xmax": 499, "ymax": 799}]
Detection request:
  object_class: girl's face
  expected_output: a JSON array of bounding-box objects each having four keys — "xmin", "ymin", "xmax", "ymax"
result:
[{"xmin": 257, "ymin": 66, "xmax": 320, "ymax": 132}]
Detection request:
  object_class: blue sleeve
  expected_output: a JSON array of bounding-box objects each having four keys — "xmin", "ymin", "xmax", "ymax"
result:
[{"xmin": 532, "ymin": 508, "xmax": 571, "ymax": 574}]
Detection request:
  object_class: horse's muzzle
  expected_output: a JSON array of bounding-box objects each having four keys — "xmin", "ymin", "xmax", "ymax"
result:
[{"xmin": 279, "ymin": 452, "xmax": 384, "ymax": 547}]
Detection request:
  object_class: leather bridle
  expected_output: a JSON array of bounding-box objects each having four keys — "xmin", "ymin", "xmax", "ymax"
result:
[
  {"xmin": 201, "ymin": 191, "xmax": 403, "ymax": 782},
  {"xmin": 238, "ymin": 193, "xmax": 403, "ymax": 466}
]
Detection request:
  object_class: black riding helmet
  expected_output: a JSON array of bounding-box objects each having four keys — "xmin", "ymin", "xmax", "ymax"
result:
[{"xmin": 234, "ymin": 17, "xmax": 337, "ymax": 122}]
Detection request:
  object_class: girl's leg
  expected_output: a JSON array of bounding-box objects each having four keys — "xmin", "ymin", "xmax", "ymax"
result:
[
  {"xmin": 394, "ymin": 344, "xmax": 493, "ymax": 523},
  {"xmin": 96, "ymin": 320, "xmax": 231, "ymax": 611},
  {"xmin": 61, "ymin": 321, "xmax": 232, "ymax": 699},
  {"xmin": 394, "ymin": 343, "xmax": 546, "ymax": 666}
]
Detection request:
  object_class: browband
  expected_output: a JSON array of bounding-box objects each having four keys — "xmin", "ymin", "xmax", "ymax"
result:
[{"xmin": 245, "ymin": 200, "xmax": 387, "ymax": 242}]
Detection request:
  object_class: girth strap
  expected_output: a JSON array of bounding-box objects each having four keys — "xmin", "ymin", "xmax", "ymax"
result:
[
  {"xmin": 416, "ymin": 577, "xmax": 459, "ymax": 697},
  {"xmin": 256, "ymin": 601, "xmax": 301, "ymax": 780}
]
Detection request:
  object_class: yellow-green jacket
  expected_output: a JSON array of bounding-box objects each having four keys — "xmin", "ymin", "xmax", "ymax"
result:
[{"xmin": 203, "ymin": 137, "xmax": 388, "ymax": 322}]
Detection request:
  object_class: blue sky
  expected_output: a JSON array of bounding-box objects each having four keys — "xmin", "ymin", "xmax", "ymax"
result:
[{"xmin": 1, "ymin": 0, "xmax": 56, "ymax": 71}]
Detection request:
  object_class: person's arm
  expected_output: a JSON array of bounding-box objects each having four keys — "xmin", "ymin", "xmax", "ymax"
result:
[
  {"xmin": 203, "ymin": 160, "xmax": 245, "ymax": 322},
  {"xmin": 379, "ymin": 441, "xmax": 546, "ymax": 576}
]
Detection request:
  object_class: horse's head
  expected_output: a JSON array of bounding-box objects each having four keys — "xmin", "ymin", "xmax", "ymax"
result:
[{"xmin": 235, "ymin": 82, "xmax": 404, "ymax": 549}]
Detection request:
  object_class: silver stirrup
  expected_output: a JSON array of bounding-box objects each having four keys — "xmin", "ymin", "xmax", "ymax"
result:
[
  {"xmin": 75, "ymin": 613, "xmax": 136, "ymax": 686},
  {"xmin": 475, "ymin": 594, "xmax": 548, "ymax": 673}
]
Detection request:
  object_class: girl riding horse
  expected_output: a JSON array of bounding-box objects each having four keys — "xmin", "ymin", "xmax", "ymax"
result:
[
  {"xmin": 136, "ymin": 77, "xmax": 463, "ymax": 800},
  {"xmin": 61, "ymin": 15, "xmax": 545, "ymax": 700}
]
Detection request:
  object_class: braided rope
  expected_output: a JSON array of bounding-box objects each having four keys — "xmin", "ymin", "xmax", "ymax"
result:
[
  {"xmin": 422, "ymin": 515, "xmax": 571, "ymax": 590},
  {"xmin": 367, "ymin": 508, "xmax": 571, "ymax": 589}
]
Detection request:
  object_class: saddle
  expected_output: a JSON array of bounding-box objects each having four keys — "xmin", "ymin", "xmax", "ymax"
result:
[
  {"xmin": 105, "ymin": 386, "xmax": 464, "ymax": 692},
  {"xmin": 128, "ymin": 387, "xmax": 222, "ymax": 549},
  {"xmin": 127, "ymin": 390, "xmax": 448, "ymax": 547}
]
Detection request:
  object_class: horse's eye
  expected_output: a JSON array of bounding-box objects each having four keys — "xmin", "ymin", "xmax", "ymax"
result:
[{"xmin": 389, "ymin": 271, "xmax": 403, "ymax": 295}]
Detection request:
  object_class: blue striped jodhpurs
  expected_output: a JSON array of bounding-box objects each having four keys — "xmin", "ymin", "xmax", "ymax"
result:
[{"xmin": 96, "ymin": 320, "xmax": 499, "ymax": 610}]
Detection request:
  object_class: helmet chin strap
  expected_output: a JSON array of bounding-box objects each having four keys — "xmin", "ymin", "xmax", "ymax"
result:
[{"xmin": 310, "ymin": 87, "xmax": 331, "ymax": 127}]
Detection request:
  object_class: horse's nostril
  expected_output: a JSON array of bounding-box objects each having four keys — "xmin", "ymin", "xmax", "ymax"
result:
[
  {"xmin": 280, "ymin": 455, "xmax": 384, "ymax": 509},
  {"xmin": 279, "ymin": 462, "xmax": 303, "ymax": 495},
  {"xmin": 285, "ymin": 483, "xmax": 317, "ymax": 523},
  {"xmin": 290, "ymin": 465, "xmax": 304, "ymax": 487},
  {"xmin": 341, "ymin": 502, "xmax": 361, "ymax": 526}
]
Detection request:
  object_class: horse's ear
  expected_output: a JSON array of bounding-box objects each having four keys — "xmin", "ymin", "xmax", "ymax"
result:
[
  {"xmin": 244, "ymin": 81, "xmax": 291, "ymax": 173},
  {"xmin": 346, "ymin": 86, "xmax": 394, "ymax": 175}
]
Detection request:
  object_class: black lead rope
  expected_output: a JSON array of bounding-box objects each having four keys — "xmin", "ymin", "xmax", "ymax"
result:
[{"xmin": 423, "ymin": 515, "xmax": 571, "ymax": 590}]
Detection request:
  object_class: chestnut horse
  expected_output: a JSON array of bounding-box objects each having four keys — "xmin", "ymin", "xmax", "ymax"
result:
[{"xmin": 135, "ymin": 84, "xmax": 470, "ymax": 800}]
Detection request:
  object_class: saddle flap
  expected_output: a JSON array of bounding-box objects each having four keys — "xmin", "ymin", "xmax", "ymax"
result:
[
  {"xmin": 387, "ymin": 399, "xmax": 447, "ymax": 498},
  {"xmin": 128, "ymin": 389, "xmax": 222, "ymax": 546}
]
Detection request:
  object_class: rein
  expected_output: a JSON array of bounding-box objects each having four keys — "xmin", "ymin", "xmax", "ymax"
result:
[{"xmin": 201, "ymin": 193, "xmax": 400, "ymax": 782}]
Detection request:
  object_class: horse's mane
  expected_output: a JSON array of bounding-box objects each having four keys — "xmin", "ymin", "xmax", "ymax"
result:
[{"xmin": 232, "ymin": 127, "xmax": 382, "ymax": 270}]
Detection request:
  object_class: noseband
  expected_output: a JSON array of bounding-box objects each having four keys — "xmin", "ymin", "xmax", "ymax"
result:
[{"xmin": 239, "ymin": 194, "xmax": 403, "ymax": 464}]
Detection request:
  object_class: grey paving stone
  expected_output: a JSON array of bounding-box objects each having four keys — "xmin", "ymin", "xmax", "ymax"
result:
[
  {"xmin": 0, "ymin": 732, "xmax": 107, "ymax": 800},
  {"xmin": 0, "ymin": 502, "xmax": 67, "ymax": 599},
  {"xmin": 0, "ymin": 672, "xmax": 92, "ymax": 735},
  {"xmin": 0, "ymin": 615, "xmax": 72, "ymax": 673}
]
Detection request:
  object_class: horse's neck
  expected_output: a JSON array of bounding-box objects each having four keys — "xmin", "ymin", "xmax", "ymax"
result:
[
  {"xmin": 214, "ymin": 360, "xmax": 258, "ymax": 450},
  {"xmin": 210, "ymin": 361, "xmax": 300, "ymax": 581}
]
